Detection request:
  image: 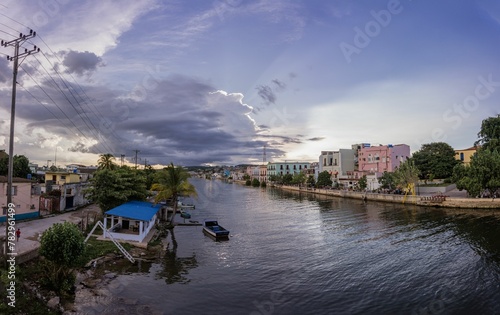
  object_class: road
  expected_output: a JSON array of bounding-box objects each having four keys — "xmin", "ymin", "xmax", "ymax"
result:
[{"xmin": 2, "ymin": 204, "xmax": 101, "ymax": 255}]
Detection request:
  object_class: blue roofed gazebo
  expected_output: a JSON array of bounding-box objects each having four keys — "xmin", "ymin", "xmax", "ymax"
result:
[{"xmin": 103, "ymin": 201, "xmax": 162, "ymax": 243}]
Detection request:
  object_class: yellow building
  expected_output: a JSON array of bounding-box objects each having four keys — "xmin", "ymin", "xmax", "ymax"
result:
[
  {"xmin": 45, "ymin": 171, "xmax": 83, "ymax": 185},
  {"xmin": 455, "ymin": 146, "xmax": 477, "ymax": 165}
]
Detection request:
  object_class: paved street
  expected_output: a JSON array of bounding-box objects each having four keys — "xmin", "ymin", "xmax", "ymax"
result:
[{"xmin": 1, "ymin": 204, "xmax": 101, "ymax": 255}]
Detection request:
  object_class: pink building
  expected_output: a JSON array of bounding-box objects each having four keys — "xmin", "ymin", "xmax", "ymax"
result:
[{"xmin": 358, "ymin": 144, "xmax": 410, "ymax": 173}]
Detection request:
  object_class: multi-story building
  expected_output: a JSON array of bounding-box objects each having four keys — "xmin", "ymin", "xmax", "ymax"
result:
[
  {"xmin": 318, "ymin": 149, "xmax": 355, "ymax": 182},
  {"xmin": 43, "ymin": 170, "xmax": 91, "ymax": 211},
  {"xmin": 351, "ymin": 143, "xmax": 371, "ymax": 170},
  {"xmin": 455, "ymin": 146, "xmax": 477, "ymax": 165},
  {"xmin": 267, "ymin": 161, "xmax": 311, "ymax": 179},
  {"xmin": 0, "ymin": 176, "xmax": 39, "ymax": 222},
  {"xmin": 357, "ymin": 144, "xmax": 410, "ymax": 173}
]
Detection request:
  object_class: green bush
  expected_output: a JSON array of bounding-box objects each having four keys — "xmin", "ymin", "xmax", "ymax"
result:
[
  {"xmin": 245, "ymin": 180, "xmax": 252, "ymax": 186},
  {"xmin": 251, "ymin": 178, "xmax": 260, "ymax": 187}
]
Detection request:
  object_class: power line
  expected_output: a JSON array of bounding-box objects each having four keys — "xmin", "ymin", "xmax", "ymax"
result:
[{"xmin": 1, "ymin": 29, "xmax": 39, "ymax": 266}]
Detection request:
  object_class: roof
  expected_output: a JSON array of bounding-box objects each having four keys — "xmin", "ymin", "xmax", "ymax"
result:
[
  {"xmin": 0, "ymin": 176, "xmax": 33, "ymax": 183},
  {"xmin": 455, "ymin": 146, "xmax": 478, "ymax": 151},
  {"xmin": 105, "ymin": 201, "xmax": 161, "ymax": 221}
]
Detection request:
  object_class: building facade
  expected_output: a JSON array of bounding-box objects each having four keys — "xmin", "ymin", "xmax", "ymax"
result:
[
  {"xmin": 44, "ymin": 170, "xmax": 90, "ymax": 211},
  {"xmin": 357, "ymin": 144, "xmax": 410, "ymax": 173},
  {"xmin": 318, "ymin": 149, "xmax": 355, "ymax": 182},
  {"xmin": 267, "ymin": 161, "xmax": 311, "ymax": 179},
  {"xmin": 0, "ymin": 176, "xmax": 39, "ymax": 222},
  {"xmin": 455, "ymin": 146, "xmax": 477, "ymax": 165}
]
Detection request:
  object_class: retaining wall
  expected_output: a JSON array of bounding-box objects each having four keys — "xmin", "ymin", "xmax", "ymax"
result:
[{"xmin": 277, "ymin": 185, "xmax": 500, "ymax": 209}]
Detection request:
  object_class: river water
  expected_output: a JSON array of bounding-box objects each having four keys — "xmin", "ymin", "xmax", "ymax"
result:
[{"xmin": 85, "ymin": 178, "xmax": 500, "ymax": 315}]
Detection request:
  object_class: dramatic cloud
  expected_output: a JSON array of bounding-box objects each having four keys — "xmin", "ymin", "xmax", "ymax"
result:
[
  {"xmin": 62, "ymin": 51, "xmax": 104, "ymax": 76},
  {"xmin": 7, "ymin": 74, "xmax": 288, "ymax": 166}
]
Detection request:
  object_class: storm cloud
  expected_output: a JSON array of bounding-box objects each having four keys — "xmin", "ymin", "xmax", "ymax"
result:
[
  {"xmin": 62, "ymin": 50, "xmax": 104, "ymax": 76},
  {"xmin": 7, "ymin": 74, "xmax": 287, "ymax": 166}
]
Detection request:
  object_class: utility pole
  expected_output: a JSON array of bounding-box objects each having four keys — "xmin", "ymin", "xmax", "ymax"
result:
[
  {"xmin": 1, "ymin": 30, "xmax": 40, "ymax": 265},
  {"xmin": 120, "ymin": 154, "xmax": 125, "ymax": 167},
  {"xmin": 133, "ymin": 150, "xmax": 140, "ymax": 169}
]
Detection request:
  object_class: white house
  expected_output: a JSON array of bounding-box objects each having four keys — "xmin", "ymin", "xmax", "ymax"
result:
[{"xmin": 103, "ymin": 201, "xmax": 161, "ymax": 243}]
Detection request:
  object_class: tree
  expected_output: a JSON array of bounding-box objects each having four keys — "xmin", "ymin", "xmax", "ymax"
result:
[
  {"xmin": 85, "ymin": 167, "xmax": 148, "ymax": 212},
  {"xmin": 316, "ymin": 171, "xmax": 333, "ymax": 187},
  {"xmin": 393, "ymin": 159, "xmax": 420, "ymax": 192},
  {"xmin": 0, "ymin": 154, "xmax": 32, "ymax": 178},
  {"xmin": 282, "ymin": 173, "xmax": 293, "ymax": 185},
  {"xmin": 453, "ymin": 115, "xmax": 500, "ymax": 198},
  {"xmin": 151, "ymin": 163, "xmax": 197, "ymax": 225},
  {"xmin": 141, "ymin": 164, "xmax": 157, "ymax": 190},
  {"xmin": 453, "ymin": 149, "xmax": 500, "ymax": 198},
  {"xmin": 307, "ymin": 175, "xmax": 316, "ymax": 187},
  {"xmin": 358, "ymin": 175, "xmax": 367, "ymax": 191},
  {"xmin": 251, "ymin": 178, "xmax": 260, "ymax": 187},
  {"xmin": 475, "ymin": 114, "xmax": 500, "ymax": 151},
  {"xmin": 97, "ymin": 153, "xmax": 117, "ymax": 170},
  {"xmin": 39, "ymin": 222, "xmax": 84, "ymax": 293},
  {"xmin": 379, "ymin": 171, "xmax": 396, "ymax": 190},
  {"xmin": 411, "ymin": 142, "xmax": 458, "ymax": 179},
  {"xmin": 291, "ymin": 172, "xmax": 306, "ymax": 186},
  {"xmin": 242, "ymin": 174, "xmax": 251, "ymax": 181}
]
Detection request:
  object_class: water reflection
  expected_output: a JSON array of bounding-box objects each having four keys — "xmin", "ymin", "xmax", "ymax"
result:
[{"xmin": 156, "ymin": 228, "xmax": 198, "ymax": 284}]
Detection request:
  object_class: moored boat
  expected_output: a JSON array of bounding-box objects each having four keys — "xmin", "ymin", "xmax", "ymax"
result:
[{"xmin": 203, "ymin": 220, "xmax": 229, "ymax": 239}]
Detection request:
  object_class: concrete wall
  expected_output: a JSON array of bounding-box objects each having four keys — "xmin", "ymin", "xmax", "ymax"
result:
[
  {"xmin": 276, "ymin": 185, "xmax": 500, "ymax": 209},
  {"xmin": 417, "ymin": 184, "xmax": 456, "ymax": 194}
]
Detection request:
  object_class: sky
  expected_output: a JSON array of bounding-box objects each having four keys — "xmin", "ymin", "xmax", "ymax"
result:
[{"xmin": 1, "ymin": 0, "xmax": 500, "ymax": 168}]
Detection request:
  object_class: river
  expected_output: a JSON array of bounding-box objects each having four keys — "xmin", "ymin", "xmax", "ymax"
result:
[{"xmin": 81, "ymin": 178, "xmax": 500, "ymax": 315}]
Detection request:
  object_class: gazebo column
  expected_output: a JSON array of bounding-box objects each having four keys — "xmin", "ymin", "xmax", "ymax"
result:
[
  {"xmin": 139, "ymin": 221, "xmax": 144, "ymax": 236},
  {"xmin": 103, "ymin": 216, "xmax": 107, "ymax": 238}
]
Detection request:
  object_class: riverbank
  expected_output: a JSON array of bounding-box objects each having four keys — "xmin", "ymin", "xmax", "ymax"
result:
[{"xmin": 275, "ymin": 185, "xmax": 500, "ymax": 209}]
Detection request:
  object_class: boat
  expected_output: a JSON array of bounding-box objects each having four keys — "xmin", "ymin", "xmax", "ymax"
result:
[
  {"xmin": 178, "ymin": 200, "xmax": 196, "ymax": 209},
  {"xmin": 203, "ymin": 220, "xmax": 230, "ymax": 239},
  {"xmin": 180, "ymin": 211, "xmax": 191, "ymax": 219}
]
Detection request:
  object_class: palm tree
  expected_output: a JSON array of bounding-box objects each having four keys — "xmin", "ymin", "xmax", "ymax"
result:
[
  {"xmin": 151, "ymin": 163, "xmax": 197, "ymax": 225},
  {"xmin": 97, "ymin": 153, "xmax": 117, "ymax": 170}
]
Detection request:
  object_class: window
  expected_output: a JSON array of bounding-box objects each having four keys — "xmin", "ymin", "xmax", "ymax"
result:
[
  {"xmin": 61, "ymin": 175, "xmax": 66, "ymax": 180},
  {"xmin": 66, "ymin": 188, "xmax": 72, "ymax": 195},
  {"xmin": 6, "ymin": 186, "xmax": 17, "ymax": 196},
  {"xmin": 460, "ymin": 153, "xmax": 464, "ymax": 161},
  {"xmin": 293, "ymin": 165, "xmax": 296, "ymax": 170}
]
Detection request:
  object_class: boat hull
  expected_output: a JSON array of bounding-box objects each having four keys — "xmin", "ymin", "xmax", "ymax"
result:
[{"xmin": 203, "ymin": 220, "xmax": 229, "ymax": 239}]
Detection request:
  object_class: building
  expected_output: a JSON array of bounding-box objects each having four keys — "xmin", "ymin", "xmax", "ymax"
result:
[
  {"xmin": 357, "ymin": 144, "xmax": 410, "ymax": 173},
  {"xmin": 103, "ymin": 201, "xmax": 161, "ymax": 243},
  {"xmin": 351, "ymin": 143, "xmax": 371, "ymax": 170},
  {"xmin": 455, "ymin": 146, "xmax": 477, "ymax": 165},
  {"xmin": 43, "ymin": 170, "xmax": 91, "ymax": 211},
  {"xmin": 318, "ymin": 149, "xmax": 355, "ymax": 183},
  {"xmin": 0, "ymin": 176, "xmax": 39, "ymax": 222},
  {"xmin": 267, "ymin": 161, "xmax": 311, "ymax": 179}
]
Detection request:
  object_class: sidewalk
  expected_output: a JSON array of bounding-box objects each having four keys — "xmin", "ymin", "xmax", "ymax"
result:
[{"xmin": 1, "ymin": 204, "xmax": 101, "ymax": 256}]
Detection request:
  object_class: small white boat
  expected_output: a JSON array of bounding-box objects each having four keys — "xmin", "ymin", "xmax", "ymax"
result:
[{"xmin": 203, "ymin": 220, "xmax": 229, "ymax": 239}]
